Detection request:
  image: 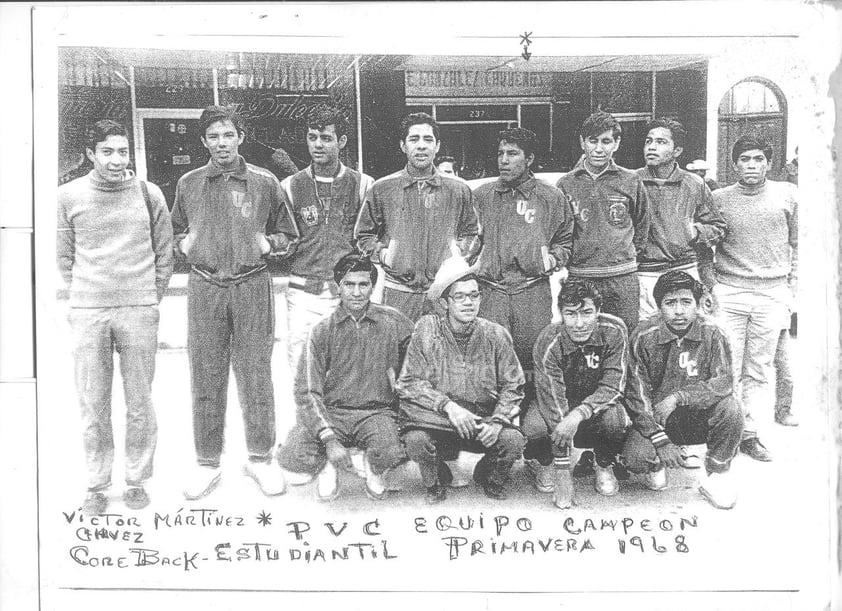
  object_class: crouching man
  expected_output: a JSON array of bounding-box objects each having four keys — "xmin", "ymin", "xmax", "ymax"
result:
[
  {"xmin": 526, "ymin": 280, "xmax": 630, "ymax": 509},
  {"xmin": 396, "ymin": 258, "xmax": 525, "ymax": 503},
  {"xmin": 623, "ymin": 271, "xmax": 743, "ymax": 509},
  {"xmin": 277, "ymin": 254, "xmax": 414, "ymax": 501}
]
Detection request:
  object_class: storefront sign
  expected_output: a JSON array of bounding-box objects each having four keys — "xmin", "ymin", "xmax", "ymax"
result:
[{"xmin": 405, "ymin": 70, "xmax": 552, "ymax": 97}]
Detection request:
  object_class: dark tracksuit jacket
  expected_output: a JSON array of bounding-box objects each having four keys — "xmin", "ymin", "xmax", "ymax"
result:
[
  {"xmin": 354, "ymin": 168, "xmax": 480, "ymax": 292},
  {"xmin": 626, "ymin": 315, "xmax": 734, "ymax": 448},
  {"xmin": 635, "ymin": 164, "xmax": 726, "ymax": 273},
  {"xmin": 281, "ymin": 163, "xmax": 374, "ymax": 288},
  {"xmin": 295, "ymin": 303, "xmax": 415, "ymax": 443},
  {"xmin": 532, "ymin": 313, "xmax": 630, "ymax": 426},
  {"xmin": 555, "ymin": 158, "xmax": 650, "ymax": 278},
  {"xmin": 472, "ymin": 174, "xmax": 574, "ymax": 292},
  {"xmin": 396, "ymin": 315, "xmax": 525, "ymax": 432}
]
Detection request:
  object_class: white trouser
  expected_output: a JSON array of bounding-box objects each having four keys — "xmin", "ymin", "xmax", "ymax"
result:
[{"xmin": 285, "ymin": 286, "xmax": 340, "ymax": 379}]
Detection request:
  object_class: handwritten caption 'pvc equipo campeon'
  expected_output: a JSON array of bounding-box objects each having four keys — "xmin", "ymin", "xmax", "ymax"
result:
[{"xmin": 61, "ymin": 509, "xmax": 698, "ymax": 569}]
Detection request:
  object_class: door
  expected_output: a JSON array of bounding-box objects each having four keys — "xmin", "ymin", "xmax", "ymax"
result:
[{"xmin": 142, "ymin": 117, "xmax": 207, "ymax": 210}]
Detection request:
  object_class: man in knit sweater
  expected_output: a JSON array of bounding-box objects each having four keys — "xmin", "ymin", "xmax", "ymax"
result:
[
  {"xmin": 57, "ymin": 120, "xmax": 173, "ymax": 514},
  {"xmin": 556, "ymin": 111, "xmax": 650, "ymax": 334},
  {"xmin": 172, "ymin": 106, "xmax": 299, "ymax": 499},
  {"xmin": 711, "ymin": 136, "xmax": 798, "ymax": 462}
]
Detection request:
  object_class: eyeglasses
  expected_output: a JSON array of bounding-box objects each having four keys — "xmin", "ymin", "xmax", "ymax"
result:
[{"xmin": 448, "ymin": 291, "xmax": 481, "ymax": 303}]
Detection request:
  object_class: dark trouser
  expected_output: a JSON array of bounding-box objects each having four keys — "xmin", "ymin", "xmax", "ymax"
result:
[
  {"xmin": 568, "ymin": 271, "xmax": 639, "ymax": 333},
  {"xmin": 277, "ymin": 408, "xmax": 405, "ymax": 475},
  {"xmin": 188, "ymin": 270, "xmax": 276, "ymax": 467},
  {"xmin": 774, "ymin": 329, "xmax": 793, "ymax": 416},
  {"xmin": 521, "ymin": 399, "xmax": 628, "ymax": 468},
  {"xmin": 382, "ymin": 287, "xmax": 428, "ymax": 323},
  {"xmin": 622, "ymin": 395, "xmax": 744, "ymax": 475},
  {"xmin": 478, "ymin": 279, "xmax": 553, "ymax": 397},
  {"xmin": 403, "ymin": 427, "xmax": 525, "ymax": 488}
]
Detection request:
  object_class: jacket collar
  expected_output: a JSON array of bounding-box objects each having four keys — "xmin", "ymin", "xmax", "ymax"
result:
[
  {"xmin": 655, "ymin": 316, "xmax": 703, "ymax": 344},
  {"xmin": 333, "ymin": 302, "xmax": 381, "ymax": 325},
  {"xmin": 638, "ymin": 162, "xmax": 682, "ymax": 185},
  {"xmin": 571, "ymin": 155, "xmax": 620, "ymax": 178},
  {"xmin": 399, "ymin": 167, "xmax": 442, "ymax": 189},
  {"xmin": 494, "ymin": 172, "xmax": 537, "ymax": 197},
  {"xmin": 206, "ymin": 155, "xmax": 248, "ymax": 179},
  {"xmin": 306, "ymin": 162, "xmax": 347, "ymax": 181}
]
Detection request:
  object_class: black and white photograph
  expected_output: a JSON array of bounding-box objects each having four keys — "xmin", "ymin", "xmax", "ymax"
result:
[{"xmin": 1, "ymin": 2, "xmax": 841, "ymax": 610}]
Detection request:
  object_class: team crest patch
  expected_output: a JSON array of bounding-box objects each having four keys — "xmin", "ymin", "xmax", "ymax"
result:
[
  {"xmin": 300, "ymin": 205, "xmax": 320, "ymax": 226},
  {"xmin": 231, "ymin": 192, "xmax": 253, "ymax": 218},
  {"xmin": 607, "ymin": 196, "xmax": 629, "ymax": 226}
]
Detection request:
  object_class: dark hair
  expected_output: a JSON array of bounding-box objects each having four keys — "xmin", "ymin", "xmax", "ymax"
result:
[
  {"xmin": 646, "ymin": 118, "xmax": 686, "ymax": 150},
  {"xmin": 731, "ymin": 135, "xmax": 773, "ymax": 164},
  {"xmin": 558, "ymin": 279, "xmax": 602, "ymax": 311},
  {"xmin": 498, "ymin": 127, "xmax": 538, "ymax": 158},
  {"xmin": 442, "ymin": 273, "xmax": 480, "ymax": 300},
  {"xmin": 333, "ymin": 253, "xmax": 378, "ymax": 286},
  {"xmin": 652, "ymin": 270, "xmax": 704, "ymax": 307},
  {"xmin": 86, "ymin": 119, "xmax": 128, "ymax": 152},
  {"xmin": 400, "ymin": 112, "xmax": 439, "ymax": 142},
  {"xmin": 580, "ymin": 111, "xmax": 621, "ymax": 140},
  {"xmin": 307, "ymin": 107, "xmax": 350, "ymax": 139},
  {"xmin": 199, "ymin": 105, "xmax": 244, "ymax": 138},
  {"xmin": 435, "ymin": 155, "xmax": 458, "ymax": 168}
]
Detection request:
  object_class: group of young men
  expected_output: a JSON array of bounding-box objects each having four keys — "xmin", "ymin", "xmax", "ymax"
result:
[{"xmin": 57, "ymin": 101, "xmax": 797, "ymax": 515}]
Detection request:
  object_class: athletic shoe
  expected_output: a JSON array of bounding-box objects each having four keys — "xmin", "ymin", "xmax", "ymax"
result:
[
  {"xmin": 552, "ymin": 468, "xmax": 574, "ymax": 509},
  {"xmin": 425, "ymin": 483, "xmax": 447, "ymax": 504},
  {"xmin": 644, "ymin": 465, "xmax": 668, "ymax": 491},
  {"xmin": 680, "ymin": 446, "xmax": 703, "ymax": 469},
  {"xmin": 350, "ymin": 450, "xmax": 367, "ymax": 478},
  {"xmin": 699, "ymin": 471, "xmax": 737, "ymax": 509},
  {"xmin": 572, "ymin": 450, "xmax": 595, "ymax": 478},
  {"xmin": 316, "ymin": 461, "xmax": 340, "ymax": 502},
  {"xmin": 594, "ymin": 463, "xmax": 619, "ymax": 496},
  {"xmin": 243, "ymin": 460, "xmax": 287, "ymax": 497},
  {"xmin": 533, "ymin": 461, "xmax": 555, "ymax": 493},
  {"xmin": 82, "ymin": 491, "xmax": 108, "ymax": 515},
  {"xmin": 183, "ymin": 465, "xmax": 222, "ymax": 501},
  {"xmin": 363, "ymin": 454, "xmax": 388, "ymax": 501},
  {"xmin": 445, "ymin": 459, "xmax": 471, "ymax": 488},
  {"xmin": 481, "ymin": 480, "xmax": 508, "ymax": 500},
  {"xmin": 775, "ymin": 411, "xmax": 799, "ymax": 427},
  {"xmin": 123, "ymin": 486, "xmax": 150, "ymax": 510},
  {"xmin": 281, "ymin": 469, "xmax": 315, "ymax": 486},
  {"xmin": 740, "ymin": 438, "xmax": 772, "ymax": 462}
]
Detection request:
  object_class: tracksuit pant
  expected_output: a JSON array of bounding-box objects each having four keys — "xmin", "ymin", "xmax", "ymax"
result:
[
  {"xmin": 568, "ymin": 271, "xmax": 640, "ymax": 333},
  {"xmin": 69, "ymin": 305, "xmax": 160, "ymax": 491},
  {"xmin": 622, "ymin": 395, "xmax": 744, "ymax": 474},
  {"xmin": 382, "ymin": 286, "xmax": 428, "ymax": 323},
  {"xmin": 187, "ymin": 270, "xmax": 276, "ymax": 467}
]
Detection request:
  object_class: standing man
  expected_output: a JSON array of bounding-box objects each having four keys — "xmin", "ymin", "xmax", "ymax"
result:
[
  {"xmin": 711, "ymin": 136, "xmax": 798, "ymax": 462},
  {"xmin": 397, "ymin": 258, "xmax": 526, "ymax": 503},
  {"xmin": 354, "ymin": 112, "xmax": 480, "ymax": 321},
  {"xmin": 280, "ymin": 108, "xmax": 374, "ymax": 378},
  {"xmin": 172, "ymin": 105, "xmax": 299, "ymax": 499},
  {"xmin": 473, "ymin": 127, "xmax": 574, "ymax": 399},
  {"xmin": 636, "ymin": 119, "xmax": 726, "ymax": 320},
  {"xmin": 623, "ymin": 271, "xmax": 743, "ymax": 509},
  {"xmin": 277, "ymin": 255, "xmax": 414, "ymax": 501},
  {"xmin": 556, "ymin": 111, "xmax": 650, "ymax": 333},
  {"xmin": 58, "ymin": 119, "xmax": 173, "ymax": 513},
  {"xmin": 526, "ymin": 280, "xmax": 630, "ymax": 509}
]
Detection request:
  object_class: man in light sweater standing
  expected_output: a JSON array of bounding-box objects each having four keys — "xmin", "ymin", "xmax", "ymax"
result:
[
  {"xmin": 711, "ymin": 136, "xmax": 798, "ymax": 462},
  {"xmin": 57, "ymin": 120, "xmax": 173, "ymax": 514}
]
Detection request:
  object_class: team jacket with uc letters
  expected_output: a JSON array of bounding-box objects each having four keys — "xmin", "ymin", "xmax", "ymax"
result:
[
  {"xmin": 281, "ymin": 163, "xmax": 374, "ymax": 284},
  {"xmin": 532, "ymin": 313, "xmax": 629, "ymax": 425},
  {"xmin": 625, "ymin": 314, "xmax": 734, "ymax": 447},
  {"xmin": 555, "ymin": 158, "xmax": 650, "ymax": 278},
  {"xmin": 472, "ymin": 173, "xmax": 574, "ymax": 292}
]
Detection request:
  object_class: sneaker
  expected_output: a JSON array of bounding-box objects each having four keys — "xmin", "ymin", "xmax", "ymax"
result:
[
  {"xmin": 472, "ymin": 456, "xmax": 491, "ymax": 486},
  {"xmin": 316, "ymin": 461, "xmax": 340, "ymax": 502},
  {"xmin": 82, "ymin": 491, "xmax": 108, "ymax": 515},
  {"xmin": 644, "ymin": 465, "xmax": 668, "ymax": 491},
  {"xmin": 481, "ymin": 480, "xmax": 508, "ymax": 500},
  {"xmin": 123, "ymin": 486, "xmax": 150, "ymax": 510},
  {"xmin": 350, "ymin": 449, "xmax": 367, "ymax": 478},
  {"xmin": 740, "ymin": 438, "xmax": 772, "ymax": 462},
  {"xmin": 552, "ymin": 468, "xmax": 574, "ymax": 509},
  {"xmin": 572, "ymin": 450, "xmax": 595, "ymax": 478},
  {"xmin": 425, "ymin": 483, "xmax": 447, "ymax": 504},
  {"xmin": 243, "ymin": 461, "xmax": 287, "ymax": 497},
  {"xmin": 281, "ymin": 468, "xmax": 315, "ymax": 486},
  {"xmin": 699, "ymin": 471, "xmax": 737, "ymax": 509},
  {"xmin": 445, "ymin": 459, "xmax": 471, "ymax": 488},
  {"xmin": 363, "ymin": 454, "xmax": 388, "ymax": 501},
  {"xmin": 534, "ymin": 463, "xmax": 555, "ymax": 493},
  {"xmin": 775, "ymin": 411, "xmax": 799, "ymax": 427},
  {"xmin": 594, "ymin": 463, "xmax": 619, "ymax": 496},
  {"xmin": 680, "ymin": 446, "xmax": 703, "ymax": 469},
  {"xmin": 183, "ymin": 465, "xmax": 222, "ymax": 501}
]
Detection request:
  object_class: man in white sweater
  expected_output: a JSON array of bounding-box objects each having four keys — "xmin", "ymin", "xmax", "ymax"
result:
[
  {"xmin": 711, "ymin": 136, "xmax": 798, "ymax": 462},
  {"xmin": 57, "ymin": 120, "xmax": 174, "ymax": 513}
]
